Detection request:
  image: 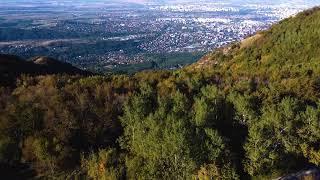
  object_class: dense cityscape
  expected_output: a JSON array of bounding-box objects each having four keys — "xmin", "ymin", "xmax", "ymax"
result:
[{"xmin": 0, "ymin": 0, "xmax": 318, "ymax": 72}]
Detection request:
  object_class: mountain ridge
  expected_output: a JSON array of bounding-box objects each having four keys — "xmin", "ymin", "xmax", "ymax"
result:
[
  {"xmin": 186, "ymin": 6, "xmax": 320, "ymax": 101},
  {"xmin": 0, "ymin": 6, "xmax": 320, "ymax": 180},
  {"xmin": 0, "ymin": 54, "xmax": 92, "ymax": 86}
]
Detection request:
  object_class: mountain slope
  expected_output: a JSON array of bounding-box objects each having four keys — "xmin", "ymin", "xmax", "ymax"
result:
[
  {"xmin": 188, "ymin": 7, "xmax": 320, "ymax": 100},
  {"xmin": 0, "ymin": 6, "xmax": 320, "ymax": 180},
  {"xmin": 0, "ymin": 54, "xmax": 91, "ymax": 86}
]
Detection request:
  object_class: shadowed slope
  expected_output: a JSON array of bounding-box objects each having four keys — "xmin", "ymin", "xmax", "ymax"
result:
[{"xmin": 0, "ymin": 54, "xmax": 91, "ymax": 86}]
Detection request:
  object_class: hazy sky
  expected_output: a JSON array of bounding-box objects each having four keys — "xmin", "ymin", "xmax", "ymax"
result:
[{"xmin": 2, "ymin": 0, "xmax": 320, "ymax": 5}]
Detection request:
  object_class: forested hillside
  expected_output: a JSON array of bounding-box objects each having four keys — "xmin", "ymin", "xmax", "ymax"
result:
[
  {"xmin": 0, "ymin": 54, "xmax": 90, "ymax": 86},
  {"xmin": 0, "ymin": 7, "xmax": 320, "ymax": 179}
]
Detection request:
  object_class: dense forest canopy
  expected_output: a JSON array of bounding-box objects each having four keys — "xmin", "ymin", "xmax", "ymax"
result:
[{"xmin": 0, "ymin": 7, "xmax": 320, "ymax": 179}]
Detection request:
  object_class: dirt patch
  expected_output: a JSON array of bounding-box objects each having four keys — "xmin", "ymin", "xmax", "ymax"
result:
[{"xmin": 240, "ymin": 33, "xmax": 263, "ymax": 49}]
